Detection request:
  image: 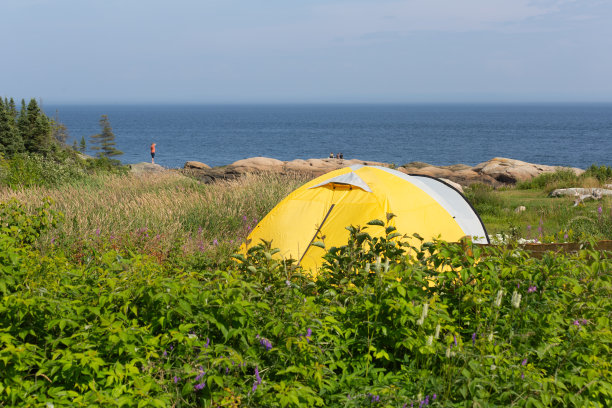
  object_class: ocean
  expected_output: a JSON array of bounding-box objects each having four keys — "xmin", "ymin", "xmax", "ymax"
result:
[{"xmin": 45, "ymin": 104, "xmax": 612, "ymax": 169}]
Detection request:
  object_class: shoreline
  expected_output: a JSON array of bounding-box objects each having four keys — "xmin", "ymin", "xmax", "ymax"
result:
[{"xmin": 131, "ymin": 156, "xmax": 585, "ymax": 187}]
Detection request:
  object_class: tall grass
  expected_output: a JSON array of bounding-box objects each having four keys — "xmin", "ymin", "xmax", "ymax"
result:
[{"xmin": 0, "ymin": 171, "xmax": 311, "ymax": 259}]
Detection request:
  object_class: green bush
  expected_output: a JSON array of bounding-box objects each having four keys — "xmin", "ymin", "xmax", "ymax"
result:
[
  {"xmin": 583, "ymin": 164, "xmax": 612, "ymax": 183},
  {"xmin": 0, "ymin": 153, "xmax": 89, "ymax": 188},
  {"xmin": 1, "ymin": 201, "xmax": 611, "ymax": 407},
  {"xmin": 517, "ymin": 168, "xmax": 580, "ymax": 191}
]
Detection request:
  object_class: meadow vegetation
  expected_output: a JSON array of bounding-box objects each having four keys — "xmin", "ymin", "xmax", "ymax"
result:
[{"xmin": 1, "ymin": 158, "xmax": 611, "ymax": 407}]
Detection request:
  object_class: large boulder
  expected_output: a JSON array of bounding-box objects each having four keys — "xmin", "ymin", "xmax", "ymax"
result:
[
  {"xmin": 231, "ymin": 157, "xmax": 285, "ymax": 173},
  {"xmin": 129, "ymin": 162, "xmax": 166, "ymax": 175},
  {"xmin": 398, "ymin": 163, "xmax": 497, "ymax": 186},
  {"xmin": 473, "ymin": 157, "xmax": 584, "ymax": 184},
  {"xmin": 184, "ymin": 161, "xmax": 211, "ymax": 170}
]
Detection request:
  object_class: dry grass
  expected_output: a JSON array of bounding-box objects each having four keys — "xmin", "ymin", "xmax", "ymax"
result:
[{"xmin": 0, "ymin": 171, "xmax": 311, "ymax": 256}]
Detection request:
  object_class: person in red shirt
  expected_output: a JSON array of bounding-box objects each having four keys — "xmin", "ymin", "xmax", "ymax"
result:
[{"xmin": 150, "ymin": 143, "xmax": 156, "ymax": 164}]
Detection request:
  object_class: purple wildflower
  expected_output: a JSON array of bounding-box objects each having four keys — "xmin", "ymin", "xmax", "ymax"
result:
[
  {"xmin": 242, "ymin": 215, "xmax": 247, "ymax": 222},
  {"xmin": 472, "ymin": 332, "xmax": 477, "ymax": 346},
  {"xmin": 424, "ymin": 395, "xmax": 429, "ymax": 405},
  {"xmin": 225, "ymin": 367, "xmax": 230, "ymax": 374},
  {"xmin": 564, "ymin": 232, "xmax": 569, "ymax": 240},
  {"xmin": 453, "ymin": 334, "xmax": 457, "ymax": 347},
  {"xmin": 252, "ymin": 366, "xmax": 262, "ymax": 393},
  {"xmin": 306, "ymin": 328, "xmax": 312, "ymax": 342},
  {"xmin": 205, "ymin": 337, "xmax": 210, "ymax": 348},
  {"xmin": 521, "ymin": 372, "xmax": 525, "ymax": 380},
  {"xmin": 528, "ymin": 285, "xmax": 537, "ymax": 293},
  {"xmin": 432, "ymin": 394, "xmax": 437, "ymax": 400},
  {"xmin": 95, "ymin": 228, "xmax": 101, "ymax": 236},
  {"xmin": 195, "ymin": 369, "xmax": 205, "ymax": 381},
  {"xmin": 522, "ymin": 358, "xmax": 527, "ymax": 366},
  {"xmin": 598, "ymin": 206, "xmax": 603, "ymax": 215},
  {"xmin": 51, "ymin": 237, "xmax": 55, "ymax": 244},
  {"xmin": 173, "ymin": 376, "xmax": 181, "ymax": 383},
  {"xmin": 257, "ymin": 335, "xmax": 272, "ymax": 350},
  {"xmin": 162, "ymin": 350, "xmax": 167, "ymax": 357},
  {"xmin": 213, "ymin": 238, "xmax": 218, "ymax": 246},
  {"xmin": 194, "ymin": 382, "xmax": 205, "ymax": 391}
]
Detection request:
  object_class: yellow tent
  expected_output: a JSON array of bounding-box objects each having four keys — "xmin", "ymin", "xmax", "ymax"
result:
[{"xmin": 244, "ymin": 165, "xmax": 488, "ymax": 271}]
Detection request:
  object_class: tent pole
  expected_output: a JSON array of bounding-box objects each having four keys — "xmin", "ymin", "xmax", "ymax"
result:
[{"xmin": 298, "ymin": 204, "xmax": 335, "ymax": 266}]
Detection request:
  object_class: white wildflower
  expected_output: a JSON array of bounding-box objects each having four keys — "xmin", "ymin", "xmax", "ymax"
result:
[
  {"xmin": 383, "ymin": 259, "xmax": 389, "ymax": 273},
  {"xmin": 494, "ymin": 290, "xmax": 504, "ymax": 307},
  {"xmin": 426, "ymin": 335, "xmax": 433, "ymax": 346},
  {"xmin": 446, "ymin": 347, "xmax": 451, "ymax": 358},
  {"xmin": 417, "ymin": 303, "xmax": 429, "ymax": 326},
  {"xmin": 511, "ymin": 290, "xmax": 522, "ymax": 308},
  {"xmin": 488, "ymin": 332, "xmax": 494, "ymax": 342},
  {"xmin": 365, "ymin": 263, "xmax": 371, "ymax": 273},
  {"xmin": 435, "ymin": 323, "xmax": 441, "ymax": 339}
]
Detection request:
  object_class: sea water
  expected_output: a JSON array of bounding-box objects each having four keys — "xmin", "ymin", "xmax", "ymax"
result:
[{"xmin": 46, "ymin": 103, "xmax": 612, "ymax": 169}]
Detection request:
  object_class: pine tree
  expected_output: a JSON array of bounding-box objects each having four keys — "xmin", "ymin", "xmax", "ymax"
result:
[
  {"xmin": 0, "ymin": 102, "xmax": 24, "ymax": 156},
  {"xmin": 22, "ymin": 99, "xmax": 52, "ymax": 154},
  {"xmin": 90, "ymin": 115, "xmax": 123, "ymax": 159},
  {"xmin": 7, "ymin": 98, "xmax": 18, "ymax": 119},
  {"xmin": 79, "ymin": 136, "xmax": 86, "ymax": 152}
]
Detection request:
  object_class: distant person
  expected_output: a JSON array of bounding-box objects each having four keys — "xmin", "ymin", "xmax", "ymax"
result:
[
  {"xmin": 329, "ymin": 152, "xmax": 334, "ymax": 159},
  {"xmin": 150, "ymin": 143, "xmax": 156, "ymax": 164},
  {"xmin": 336, "ymin": 153, "xmax": 340, "ymax": 159},
  {"xmin": 339, "ymin": 152, "xmax": 343, "ymax": 159}
]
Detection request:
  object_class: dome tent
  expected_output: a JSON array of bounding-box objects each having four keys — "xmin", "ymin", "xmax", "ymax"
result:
[{"xmin": 244, "ymin": 165, "xmax": 489, "ymax": 271}]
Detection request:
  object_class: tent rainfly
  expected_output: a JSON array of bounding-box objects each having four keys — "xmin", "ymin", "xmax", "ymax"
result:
[{"xmin": 244, "ymin": 165, "xmax": 489, "ymax": 271}]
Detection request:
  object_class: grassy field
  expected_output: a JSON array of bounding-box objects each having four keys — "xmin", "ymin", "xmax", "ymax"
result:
[{"xmin": 1, "ymin": 168, "xmax": 610, "ymax": 263}]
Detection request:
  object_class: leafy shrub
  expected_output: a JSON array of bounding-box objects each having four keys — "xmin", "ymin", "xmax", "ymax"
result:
[
  {"xmin": 583, "ymin": 164, "xmax": 612, "ymax": 183},
  {"xmin": 1, "ymin": 201, "xmax": 611, "ymax": 407},
  {"xmin": 517, "ymin": 168, "xmax": 580, "ymax": 191},
  {"xmin": 0, "ymin": 153, "xmax": 89, "ymax": 188}
]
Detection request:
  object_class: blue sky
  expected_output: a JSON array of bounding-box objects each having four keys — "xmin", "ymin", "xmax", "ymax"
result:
[{"xmin": 2, "ymin": 0, "xmax": 611, "ymax": 103}]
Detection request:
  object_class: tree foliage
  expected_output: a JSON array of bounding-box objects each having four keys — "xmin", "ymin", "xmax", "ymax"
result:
[
  {"xmin": 90, "ymin": 114, "xmax": 123, "ymax": 159},
  {"xmin": 0, "ymin": 97, "xmax": 55, "ymax": 157}
]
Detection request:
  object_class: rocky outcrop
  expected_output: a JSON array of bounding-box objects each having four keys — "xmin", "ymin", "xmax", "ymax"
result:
[
  {"xmin": 184, "ymin": 161, "xmax": 211, "ymax": 170},
  {"xmin": 472, "ymin": 157, "xmax": 584, "ymax": 184},
  {"xmin": 183, "ymin": 157, "xmax": 389, "ymax": 183},
  {"xmin": 398, "ymin": 162, "xmax": 497, "ymax": 186},
  {"xmin": 180, "ymin": 156, "xmax": 587, "ymax": 187},
  {"xmin": 129, "ymin": 162, "xmax": 167, "ymax": 175}
]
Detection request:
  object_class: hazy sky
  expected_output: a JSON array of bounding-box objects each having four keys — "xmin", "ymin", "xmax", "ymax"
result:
[{"xmin": 2, "ymin": 0, "xmax": 611, "ymax": 103}]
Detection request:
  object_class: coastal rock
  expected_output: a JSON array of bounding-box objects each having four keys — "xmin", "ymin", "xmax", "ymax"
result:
[
  {"xmin": 184, "ymin": 161, "xmax": 211, "ymax": 170},
  {"xmin": 398, "ymin": 163, "xmax": 497, "ymax": 186},
  {"xmin": 231, "ymin": 157, "xmax": 285, "ymax": 173},
  {"xmin": 129, "ymin": 162, "xmax": 166, "ymax": 175},
  {"xmin": 473, "ymin": 157, "xmax": 584, "ymax": 184},
  {"xmin": 179, "ymin": 156, "xmax": 586, "ymax": 188},
  {"xmin": 550, "ymin": 188, "xmax": 612, "ymax": 198}
]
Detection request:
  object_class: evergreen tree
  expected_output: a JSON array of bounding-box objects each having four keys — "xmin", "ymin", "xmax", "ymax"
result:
[
  {"xmin": 0, "ymin": 102, "xmax": 24, "ymax": 156},
  {"xmin": 79, "ymin": 136, "xmax": 86, "ymax": 152},
  {"xmin": 24, "ymin": 99, "xmax": 52, "ymax": 154},
  {"xmin": 90, "ymin": 115, "xmax": 123, "ymax": 159},
  {"xmin": 7, "ymin": 98, "xmax": 18, "ymax": 119}
]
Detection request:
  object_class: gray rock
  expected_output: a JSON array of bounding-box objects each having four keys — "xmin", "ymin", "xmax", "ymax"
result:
[{"xmin": 129, "ymin": 162, "xmax": 166, "ymax": 175}]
